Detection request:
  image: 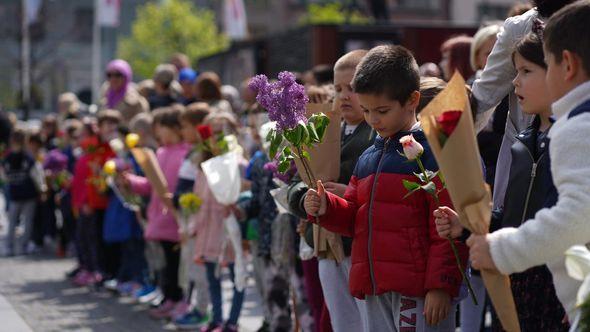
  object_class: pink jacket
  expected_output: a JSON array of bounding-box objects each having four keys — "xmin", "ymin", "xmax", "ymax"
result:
[
  {"xmin": 191, "ymin": 168, "xmax": 233, "ymax": 263},
  {"xmin": 128, "ymin": 143, "xmax": 189, "ymax": 242}
]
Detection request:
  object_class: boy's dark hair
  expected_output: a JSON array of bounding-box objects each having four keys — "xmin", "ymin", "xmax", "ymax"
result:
[
  {"xmin": 353, "ymin": 45, "xmax": 420, "ymax": 105},
  {"xmin": 417, "ymin": 77, "xmax": 447, "ymax": 114},
  {"xmin": 513, "ymin": 32, "xmax": 547, "ymax": 69},
  {"xmin": 10, "ymin": 128, "xmax": 26, "ymax": 146},
  {"xmin": 97, "ymin": 109, "xmax": 122, "ymax": 126},
  {"xmin": 64, "ymin": 119, "xmax": 82, "ymax": 138},
  {"xmin": 181, "ymin": 102, "xmax": 211, "ymax": 125},
  {"xmin": 312, "ymin": 64, "xmax": 334, "ymax": 85},
  {"xmin": 196, "ymin": 72, "xmax": 222, "ymax": 101},
  {"xmin": 28, "ymin": 130, "xmax": 42, "ymax": 146},
  {"xmin": 544, "ymin": 0, "xmax": 590, "ymax": 76},
  {"xmin": 152, "ymin": 106, "xmax": 182, "ymax": 129},
  {"xmin": 533, "ymin": 0, "xmax": 576, "ymax": 18}
]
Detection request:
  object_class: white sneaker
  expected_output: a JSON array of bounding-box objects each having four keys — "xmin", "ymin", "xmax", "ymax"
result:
[{"xmin": 139, "ymin": 288, "xmax": 163, "ymax": 304}]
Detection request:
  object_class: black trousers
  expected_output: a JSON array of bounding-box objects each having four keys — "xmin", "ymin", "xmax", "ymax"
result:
[{"xmin": 160, "ymin": 241, "xmax": 183, "ymax": 302}]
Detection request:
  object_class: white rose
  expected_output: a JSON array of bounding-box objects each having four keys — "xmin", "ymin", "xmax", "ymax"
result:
[{"xmin": 399, "ymin": 134, "xmax": 424, "ymax": 160}]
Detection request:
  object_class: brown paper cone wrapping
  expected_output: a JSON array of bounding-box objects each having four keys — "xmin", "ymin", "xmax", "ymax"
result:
[
  {"xmin": 294, "ymin": 103, "xmax": 344, "ymax": 262},
  {"xmin": 419, "ymin": 72, "xmax": 520, "ymax": 332},
  {"xmin": 130, "ymin": 147, "xmax": 176, "ymax": 216},
  {"xmin": 482, "ymin": 270, "xmax": 521, "ymax": 332},
  {"xmin": 294, "ymin": 103, "xmax": 341, "ymax": 186}
]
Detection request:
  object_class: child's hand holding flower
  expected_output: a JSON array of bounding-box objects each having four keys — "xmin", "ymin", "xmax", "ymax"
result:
[
  {"xmin": 304, "ymin": 180, "xmax": 327, "ymax": 217},
  {"xmin": 434, "ymin": 206, "xmax": 463, "ymax": 239}
]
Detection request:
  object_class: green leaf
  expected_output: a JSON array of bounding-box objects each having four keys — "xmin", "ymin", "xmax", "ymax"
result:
[
  {"xmin": 402, "ymin": 179, "xmax": 421, "ymax": 191},
  {"xmin": 266, "ymin": 128, "xmax": 275, "ymax": 142},
  {"xmin": 438, "ymin": 171, "xmax": 447, "ymax": 189},
  {"xmin": 301, "ymin": 150, "xmax": 311, "ymax": 160},
  {"xmin": 307, "ymin": 124, "xmax": 320, "ymax": 143},
  {"xmin": 278, "ymin": 160, "xmax": 291, "ymax": 173},
  {"xmin": 421, "ymin": 181, "xmax": 437, "ymax": 196},
  {"xmin": 413, "ymin": 170, "xmax": 438, "ymax": 183},
  {"xmin": 403, "ymin": 188, "xmax": 420, "ymax": 199}
]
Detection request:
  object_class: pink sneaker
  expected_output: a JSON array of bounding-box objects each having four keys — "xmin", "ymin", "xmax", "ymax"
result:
[
  {"xmin": 170, "ymin": 300, "xmax": 190, "ymax": 321},
  {"xmin": 72, "ymin": 270, "xmax": 92, "ymax": 286},
  {"xmin": 149, "ymin": 300, "xmax": 177, "ymax": 319}
]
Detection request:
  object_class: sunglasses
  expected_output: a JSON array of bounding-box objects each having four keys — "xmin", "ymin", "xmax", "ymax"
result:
[{"xmin": 106, "ymin": 72, "xmax": 124, "ymax": 79}]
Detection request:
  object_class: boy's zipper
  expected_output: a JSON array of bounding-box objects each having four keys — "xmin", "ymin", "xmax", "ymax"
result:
[
  {"xmin": 367, "ymin": 137, "xmax": 390, "ymax": 296},
  {"xmin": 520, "ymin": 145, "xmax": 546, "ymax": 224}
]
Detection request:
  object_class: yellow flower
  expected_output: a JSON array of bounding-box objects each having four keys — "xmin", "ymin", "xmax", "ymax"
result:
[
  {"xmin": 103, "ymin": 160, "xmax": 117, "ymax": 176},
  {"xmin": 126, "ymin": 133, "xmax": 140, "ymax": 149},
  {"xmin": 179, "ymin": 193, "xmax": 203, "ymax": 215}
]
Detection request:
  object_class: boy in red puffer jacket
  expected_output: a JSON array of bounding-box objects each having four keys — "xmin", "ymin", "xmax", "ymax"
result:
[{"xmin": 304, "ymin": 45, "xmax": 468, "ymax": 331}]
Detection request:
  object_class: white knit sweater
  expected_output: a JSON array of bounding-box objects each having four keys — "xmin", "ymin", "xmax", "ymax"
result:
[{"xmin": 489, "ymin": 80, "xmax": 590, "ymax": 319}]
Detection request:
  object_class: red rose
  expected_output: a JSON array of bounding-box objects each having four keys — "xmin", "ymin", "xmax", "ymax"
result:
[
  {"xmin": 436, "ymin": 110, "xmax": 463, "ymax": 137},
  {"xmin": 196, "ymin": 125, "xmax": 213, "ymax": 140}
]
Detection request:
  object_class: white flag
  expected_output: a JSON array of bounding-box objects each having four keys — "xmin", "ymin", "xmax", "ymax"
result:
[
  {"xmin": 97, "ymin": 0, "xmax": 120, "ymax": 27},
  {"xmin": 223, "ymin": 0, "xmax": 248, "ymax": 40},
  {"xmin": 25, "ymin": 0, "xmax": 43, "ymax": 25}
]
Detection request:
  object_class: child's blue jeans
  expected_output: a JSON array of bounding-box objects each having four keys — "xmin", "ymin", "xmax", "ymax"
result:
[{"xmin": 205, "ymin": 261, "xmax": 245, "ymax": 326}]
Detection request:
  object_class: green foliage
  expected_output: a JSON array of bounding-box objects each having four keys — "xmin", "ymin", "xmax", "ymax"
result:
[
  {"xmin": 118, "ymin": 0, "xmax": 229, "ymax": 79},
  {"xmin": 268, "ymin": 113, "xmax": 331, "ymax": 174},
  {"xmin": 299, "ymin": 2, "xmax": 371, "ymax": 26}
]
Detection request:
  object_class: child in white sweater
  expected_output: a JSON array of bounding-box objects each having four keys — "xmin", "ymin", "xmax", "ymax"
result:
[{"xmin": 467, "ymin": 0, "xmax": 590, "ymax": 323}]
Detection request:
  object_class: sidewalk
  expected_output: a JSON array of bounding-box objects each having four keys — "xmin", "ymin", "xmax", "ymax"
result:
[
  {"xmin": 0, "ymin": 293, "xmax": 33, "ymax": 332},
  {"xmin": 0, "ymin": 195, "xmax": 263, "ymax": 332}
]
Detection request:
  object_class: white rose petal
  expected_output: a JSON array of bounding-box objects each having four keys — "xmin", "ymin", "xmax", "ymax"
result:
[
  {"xmin": 565, "ymin": 245, "xmax": 590, "ymax": 281},
  {"xmin": 109, "ymin": 138, "xmax": 125, "ymax": 154},
  {"xmin": 577, "ymin": 275, "xmax": 590, "ymax": 306},
  {"xmin": 399, "ymin": 134, "xmax": 424, "ymax": 161}
]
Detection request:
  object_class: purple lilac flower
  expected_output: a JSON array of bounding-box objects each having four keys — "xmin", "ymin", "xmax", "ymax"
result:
[
  {"xmin": 248, "ymin": 71, "xmax": 308, "ymax": 132},
  {"xmin": 43, "ymin": 149, "xmax": 68, "ymax": 172},
  {"xmin": 264, "ymin": 159, "xmax": 297, "ymax": 183}
]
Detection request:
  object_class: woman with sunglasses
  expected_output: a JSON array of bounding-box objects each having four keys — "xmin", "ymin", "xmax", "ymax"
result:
[{"xmin": 100, "ymin": 59, "xmax": 149, "ymax": 121}]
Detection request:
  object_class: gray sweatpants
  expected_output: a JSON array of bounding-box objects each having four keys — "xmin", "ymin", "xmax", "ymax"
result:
[
  {"xmin": 6, "ymin": 199, "xmax": 37, "ymax": 254},
  {"xmin": 365, "ymin": 291, "xmax": 456, "ymax": 332},
  {"xmin": 319, "ymin": 257, "xmax": 368, "ymax": 332}
]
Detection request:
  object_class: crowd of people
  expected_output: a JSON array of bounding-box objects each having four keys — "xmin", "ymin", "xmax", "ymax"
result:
[{"xmin": 2, "ymin": 0, "xmax": 590, "ymax": 331}]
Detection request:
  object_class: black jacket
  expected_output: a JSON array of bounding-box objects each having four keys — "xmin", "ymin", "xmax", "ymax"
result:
[
  {"xmin": 288, "ymin": 121, "xmax": 376, "ymax": 255},
  {"xmin": 490, "ymin": 116, "xmax": 555, "ymax": 231}
]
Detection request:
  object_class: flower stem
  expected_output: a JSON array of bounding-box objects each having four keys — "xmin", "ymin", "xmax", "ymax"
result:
[
  {"xmin": 418, "ymin": 154, "xmax": 478, "ymax": 305},
  {"xmin": 448, "ymin": 236, "xmax": 478, "ymax": 305}
]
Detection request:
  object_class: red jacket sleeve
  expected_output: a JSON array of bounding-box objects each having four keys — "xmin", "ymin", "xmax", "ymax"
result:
[
  {"xmin": 308, "ymin": 176, "xmax": 359, "ymax": 237},
  {"xmin": 424, "ymin": 177, "xmax": 469, "ymax": 297}
]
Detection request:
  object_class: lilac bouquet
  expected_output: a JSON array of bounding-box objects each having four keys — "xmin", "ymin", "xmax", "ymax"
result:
[{"xmin": 249, "ymin": 71, "xmax": 330, "ymax": 184}]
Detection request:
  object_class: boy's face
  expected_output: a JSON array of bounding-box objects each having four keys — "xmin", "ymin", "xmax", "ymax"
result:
[
  {"xmin": 544, "ymin": 51, "xmax": 569, "ymax": 103},
  {"xmin": 180, "ymin": 119, "xmax": 199, "ymax": 144},
  {"xmin": 99, "ymin": 121, "xmax": 118, "ymax": 142},
  {"xmin": 334, "ymin": 68, "xmax": 364, "ymax": 125},
  {"xmin": 358, "ymin": 92, "xmax": 419, "ymax": 138}
]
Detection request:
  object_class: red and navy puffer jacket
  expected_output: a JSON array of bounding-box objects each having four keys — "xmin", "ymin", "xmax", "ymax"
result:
[{"xmin": 314, "ymin": 129, "xmax": 468, "ymax": 299}]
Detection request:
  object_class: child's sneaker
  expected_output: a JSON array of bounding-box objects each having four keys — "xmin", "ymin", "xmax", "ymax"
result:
[
  {"xmin": 103, "ymin": 279, "xmax": 119, "ymax": 292},
  {"xmin": 66, "ymin": 266, "xmax": 81, "ymax": 279},
  {"xmin": 117, "ymin": 281, "xmax": 142, "ymax": 296},
  {"xmin": 174, "ymin": 310, "xmax": 209, "ymax": 330},
  {"xmin": 221, "ymin": 324, "xmax": 238, "ymax": 332},
  {"xmin": 72, "ymin": 270, "xmax": 92, "ymax": 286},
  {"xmin": 138, "ymin": 287, "xmax": 161, "ymax": 304},
  {"xmin": 170, "ymin": 300, "xmax": 190, "ymax": 321},
  {"xmin": 148, "ymin": 299, "xmax": 177, "ymax": 320},
  {"xmin": 134, "ymin": 284, "xmax": 156, "ymax": 299},
  {"xmin": 200, "ymin": 322, "xmax": 221, "ymax": 332}
]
